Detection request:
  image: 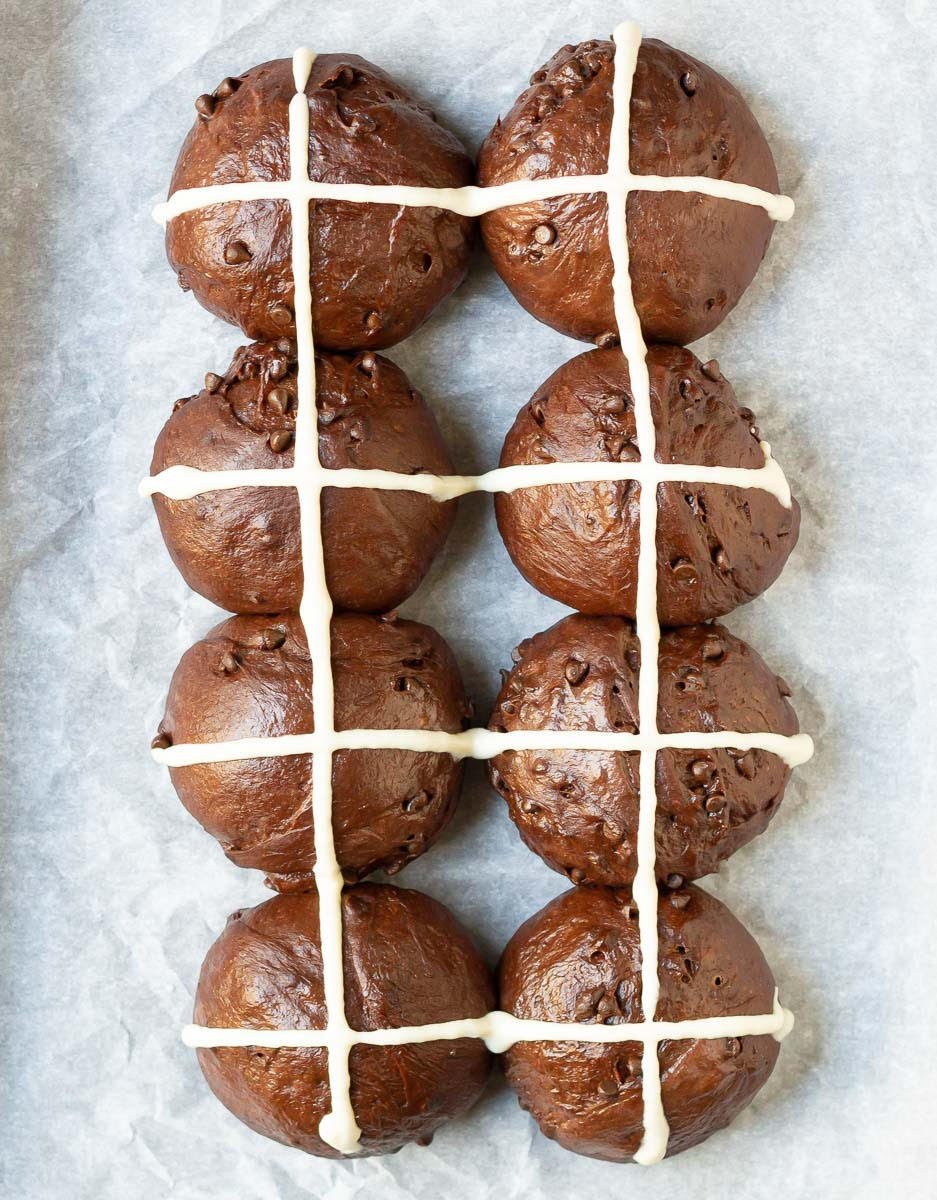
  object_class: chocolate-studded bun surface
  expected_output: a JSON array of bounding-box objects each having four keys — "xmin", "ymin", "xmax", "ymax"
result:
[
  {"xmin": 499, "ymin": 883, "xmax": 780, "ymax": 1161},
  {"xmin": 150, "ymin": 341, "xmax": 456, "ymax": 614},
  {"xmin": 155, "ymin": 611, "xmax": 471, "ymax": 890},
  {"xmin": 478, "ymin": 38, "xmax": 780, "ymax": 346},
  {"xmin": 489, "ymin": 614, "xmax": 797, "ymax": 887},
  {"xmin": 195, "ymin": 885, "xmax": 495, "ymax": 1156},
  {"xmin": 495, "ymin": 346, "xmax": 798, "ymax": 624},
  {"xmin": 167, "ymin": 55, "xmax": 474, "ymax": 348}
]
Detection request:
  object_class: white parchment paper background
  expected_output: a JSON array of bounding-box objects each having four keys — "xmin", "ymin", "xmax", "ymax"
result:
[{"xmin": 2, "ymin": 0, "xmax": 935, "ymax": 1196}]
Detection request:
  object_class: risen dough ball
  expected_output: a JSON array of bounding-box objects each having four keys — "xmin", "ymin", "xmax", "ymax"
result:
[
  {"xmin": 195, "ymin": 885, "xmax": 495, "ymax": 1156},
  {"xmin": 478, "ymin": 37, "xmax": 781, "ymax": 345},
  {"xmin": 167, "ymin": 54, "xmax": 474, "ymax": 348},
  {"xmin": 489, "ymin": 614, "xmax": 798, "ymax": 886},
  {"xmin": 495, "ymin": 345, "xmax": 799, "ymax": 624},
  {"xmin": 155, "ymin": 611, "xmax": 471, "ymax": 890},
  {"xmin": 150, "ymin": 340, "xmax": 456, "ymax": 614},
  {"xmin": 500, "ymin": 883, "xmax": 780, "ymax": 1161}
]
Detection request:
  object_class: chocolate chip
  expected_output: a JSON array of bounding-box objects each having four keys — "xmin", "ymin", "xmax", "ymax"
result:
[
  {"xmin": 204, "ymin": 372, "xmax": 223, "ymax": 393},
  {"xmin": 365, "ymin": 311, "xmax": 382, "ymax": 331},
  {"xmin": 596, "ymin": 993, "xmax": 619, "ymax": 1022},
  {"xmin": 267, "ymin": 386, "xmax": 291, "ymax": 414},
  {"xmin": 669, "ymin": 892, "xmax": 690, "ymax": 910},
  {"xmin": 704, "ymin": 792, "xmax": 726, "ymax": 814},
  {"xmin": 598, "ymin": 1077, "xmax": 619, "ymax": 1096},
  {"xmin": 533, "ymin": 222, "xmax": 556, "ymax": 245},
  {"xmin": 214, "ymin": 77, "xmax": 241, "ymax": 99},
  {"xmin": 268, "ymin": 359, "xmax": 288, "ymax": 382},
  {"xmin": 195, "ymin": 93, "xmax": 216, "ymax": 117},
  {"xmin": 680, "ymin": 70, "xmax": 698, "ymax": 96},
  {"xmin": 223, "ymin": 240, "xmax": 252, "ymax": 265},
  {"xmin": 776, "ymin": 675, "xmax": 793, "ymax": 697},
  {"xmin": 220, "ymin": 651, "xmax": 239, "ymax": 674},
  {"xmin": 532, "ymin": 436, "xmax": 553, "ymax": 462},
  {"xmin": 573, "ymin": 993, "xmax": 596, "ymax": 1020},
  {"xmin": 403, "ymin": 790, "xmax": 431, "ymax": 813},
  {"xmin": 701, "ymin": 358, "xmax": 722, "ymax": 381},
  {"xmin": 671, "ymin": 558, "xmax": 698, "ymax": 584},
  {"xmin": 262, "ymin": 626, "xmax": 287, "ymax": 650},
  {"xmin": 725, "ymin": 1037, "xmax": 742, "ymax": 1057},
  {"xmin": 712, "ymin": 546, "xmax": 729, "ymax": 569},
  {"xmin": 269, "ymin": 304, "xmax": 293, "ymax": 326},
  {"xmin": 268, "ymin": 429, "xmax": 293, "ymax": 453},
  {"xmin": 701, "ymin": 635, "xmax": 726, "ymax": 661},
  {"xmin": 151, "ymin": 731, "xmax": 172, "ymax": 750},
  {"xmin": 689, "ymin": 759, "xmax": 711, "ymax": 780},
  {"xmin": 595, "ymin": 330, "xmax": 619, "ymax": 349},
  {"xmin": 735, "ymin": 752, "xmax": 756, "ymax": 780},
  {"xmin": 564, "ymin": 658, "xmax": 589, "ymax": 686},
  {"xmin": 665, "ymin": 873, "xmax": 684, "ymax": 889},
  {"xmin": 358, "ymin": 352, "xmax": 376, "ymax": 375},
  {"xmin": 276, "ymin": 338, "xmax": 296, "ymax": 355},
  {"xmin": 569, "ymin": 867, "xmax": 586, "ymax": 884}
]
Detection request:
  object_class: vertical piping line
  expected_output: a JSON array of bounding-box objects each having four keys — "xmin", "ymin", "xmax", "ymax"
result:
[
  {"xmin": 288, "ymin": 48, "xmax": 361, "ymax": 1154},
  {"xmin": 607, "ymin": 20, "xmax": 669, "ymax": 1165}
]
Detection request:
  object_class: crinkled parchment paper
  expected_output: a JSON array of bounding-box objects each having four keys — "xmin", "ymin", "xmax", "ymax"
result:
[{"xmin": 1, "ymin": 0, "xmax": 935, "ymax": 1196}]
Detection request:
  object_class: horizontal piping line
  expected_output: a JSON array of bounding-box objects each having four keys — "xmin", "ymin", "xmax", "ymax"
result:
[
  {"xmin": 140, "ymin": 443, "xmax": 792, "ymax": 506},
  {"xmin": 628, "ymin": 174, "xmax": 794, "ymax": 220},
  {"xmin": 153, "ymin": 173, "xmax": 793, "ymax": 226},
  {"xmin": 182, "ymin": 991, "xmax": 793, "ymax": 1052},
  {"xmin": 153, "ymin": 728, "xmax": 814, "ymax": 769}
]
